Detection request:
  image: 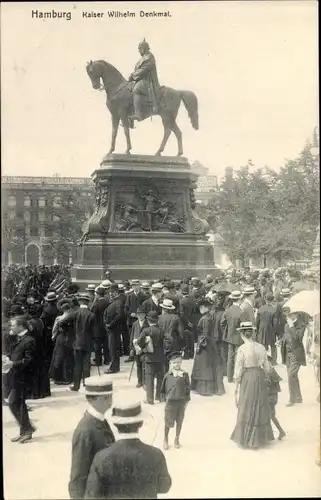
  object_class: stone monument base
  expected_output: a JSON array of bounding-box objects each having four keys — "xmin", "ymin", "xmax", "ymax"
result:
[{"xmin": 72, "ymin": 154, "xmax": 215, "ymax": 287}]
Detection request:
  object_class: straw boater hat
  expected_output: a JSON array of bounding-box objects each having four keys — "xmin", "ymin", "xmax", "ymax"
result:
[
  {"xmin": 44, "ymin": 291, "xmax": 58, "ymax": 302},
  {"xmin": 86, "ymin": 284, "xmax": 96, "ymax": 292},
  {"xmin": 84, "ymin": 375, "xmax": 113, "ymax": 396},
  {"xmin": 118, "ymin": 283, "xmax": 125, "ymax": 291},
  {"xmin": 141, "ymin": 282, "xmax": 150, "ymax": 289},
  {"xmin": 111, "ymin": 400, "xmax": 146, "ymax": 425},
  {"xmin": 242, "ymin": 286, "xmax": 256, "ymax": 295},
  {"xmin": 160, "ymin": 298, "xmax": 175, "ymax": 310},
  {"xmin": 101, "ymin": 280, "xmax": 112, "ymax": 289},
  {"xmin": 280, "ymin": 288, "xmax": 291, "ymax": 297},
  {"xmin": 131, "ymin": 279, "xmax": 141, "ymax": 286},
  {"xmin": 237, "ymin": 321, "xmax": 256, "ymax": 332},
  {"xmin": 229, "ymin": 290, "xmax": 242, "ymax": 300},
  {"xmin": 77, "ymin": 293, "xmax": 91, "ymax": 302},
  {"xmin": 151, "ymin": 282, "xmax": 163, "ymax": 292}
]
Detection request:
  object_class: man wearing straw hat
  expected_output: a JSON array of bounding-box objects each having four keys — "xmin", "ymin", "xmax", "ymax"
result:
[
  {"xmin": 85, "ymin": 398, "xmax": 172, "ymax": 499},
  {"xmin": 69, "ymin": 376, "xmax": 115, "ymax": 499},
  {"xmin": 220, "ymin": 290, "xmax": 243, "ymax": 383}
]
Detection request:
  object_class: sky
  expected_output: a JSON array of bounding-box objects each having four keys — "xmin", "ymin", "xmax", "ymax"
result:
[{"xmin": 1, "ymin": 1, "xmax": 318, "ymax": 179}]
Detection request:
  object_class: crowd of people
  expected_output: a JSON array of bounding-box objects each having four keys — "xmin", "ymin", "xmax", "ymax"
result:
[{"xmin": 2, "ymin": 264, "xmax": 320, "ymax": 475}]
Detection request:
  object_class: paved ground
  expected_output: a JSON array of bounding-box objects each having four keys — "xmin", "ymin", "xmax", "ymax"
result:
[{"xmin": 3, "ymin": 354, "xmax": 320, "ymax": 499}]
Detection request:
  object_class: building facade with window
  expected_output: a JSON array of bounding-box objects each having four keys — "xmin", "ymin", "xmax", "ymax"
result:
[
  {"xmin": 2, "ymin": 169, "xmax": 217, "ymax": 265},
  {"xmin": 2, "ymin": 176, "xmax": 95, "ymax": 265}
]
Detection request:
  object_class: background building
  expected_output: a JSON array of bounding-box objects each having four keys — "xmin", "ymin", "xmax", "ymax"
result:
[{"xmin": 2, "ymin": 166, "xmax": 217, "ymax": 265}]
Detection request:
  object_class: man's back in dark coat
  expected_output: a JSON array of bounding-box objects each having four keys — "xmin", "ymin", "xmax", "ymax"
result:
[
  {"xmin": 61, "ymin": 306, "xmax": 96, "ymax": 352},
  {"xmin": 220, "ymin": 304, "xmax": 242, "ymax": 346},
  {"xmin": 142, "ymin": 297, "xmax": 162, "ymax": 316},
  {"xmin": 91, "ymin": 296, "xmax": 111, "ymax": 339},
  {"xmin": 9, "ymin": 333, "xmax": 37, "ymax": 388},
  {"xmin": 85, "ymin": 437, "xmax": 172, "ymax": 499},
  {"xmin": 137, "ymin": 324, "xmax": 165, "ymax": 363},
  {"xmin": 69, "ymin": 411, "xmax": 115, "ymax": 499},
  {"xmin": 256, "ymin": 303, "xmax": 277, "ymax": 348},
  {"xmin": 103, "ymin": 296, "xmax": 125, "ymax": 332},
  {"xmin": 125, "ymin": 291, "xmax": 146, "ymax": 316}
]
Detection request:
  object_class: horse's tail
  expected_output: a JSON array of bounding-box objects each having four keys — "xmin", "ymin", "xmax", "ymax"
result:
[{"xmin": 180, "ymin": 90, "xmax": 199, "ymax": 130}]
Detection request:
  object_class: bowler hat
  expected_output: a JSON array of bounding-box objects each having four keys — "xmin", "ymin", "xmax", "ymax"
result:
[
  {"xmin": 10, "ymin": 305, "xmax": 25, "ymax": 316},
  {"xmin": 57, "ymin": 297, "xmax": 74, "ymax": 310},
  {"xmin": 44, "ymin": 292, "xmax": 57, "ymax": 302},
  {"xmin": 95, "ymin": 286, "xmax": 105, "ymax": 295},
  {"xmin": 160, "ymin": 298, "xmax": 175, "ymax": 310},
  {"xmin": 136, "ymin": 305, "xmax": 146, "ymax": 314},
  {"xmin": 198, "ymin": 297, "xmax": 213, "ymax": 308},
  {"xmin": 146, "ymin": 310, "xmax": 159, "ymax": 322},
  {"xmin": 111, "ymin": 400, "xmax": 146, "ymax": 425},
  {"xmin": 84, "ymin": 375, "xmax": 113, "ymax": 396},
  {"xmin": 181, "ymin": 285, "xmax": 190, "ymax": 295},
  {"xmin": 65, "ymin": 283, "xmax": 79, "ymax": 295},
  {"xmin": 110, "ymin": 283, "xmax": 119, "ymax": 293}
]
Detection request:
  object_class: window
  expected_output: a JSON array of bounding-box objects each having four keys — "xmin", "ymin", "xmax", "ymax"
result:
[
  {"xmin": 24, "ymin": 196, "xmax": 31, "ymax": 207},
  {"xmin": 53, "ymin": 196, "xmax": 61, "ymax": 208},
  {"xmin": 24, "ymin": 211, "xmax": 31, "ymax": 222},
  {"xmin": 8, "ymin": 196, "xmax": 16, "ymax": 207},
  {"xmin": 38, "ymin": 212, "xmax": 45, "ymax": 222},
  {"xmin": 30, "ymin": 227, "xmax": 39, "ymax": 237},
  {"xmin": 8, "ymin": 210, "xmax": 15, "ymax": 220},
  {"xmin": 38, "ymin": 196, "xmax": 46, "ymax": 208}
]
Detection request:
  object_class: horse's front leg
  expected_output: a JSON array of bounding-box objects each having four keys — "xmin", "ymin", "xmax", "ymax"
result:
[
  {"xmin": 121, "ymin": 117, "xmax": 132, "ymax": 154},
  {"xmin": 156, "ymin": 117, "xmax": 172, "ymax": 156},
  {"xmin": 107, "ymin": 114, "xmax": 120, "ymax": 155}
]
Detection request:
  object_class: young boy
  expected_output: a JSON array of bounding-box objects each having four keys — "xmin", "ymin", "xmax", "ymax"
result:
[
  {"xmin": 266, "ymin": 354, "xmax": 286, "ymax": 440},
  {"xmin": 160, "ymin": 351, "xmax": 191, "ymax": 450}
]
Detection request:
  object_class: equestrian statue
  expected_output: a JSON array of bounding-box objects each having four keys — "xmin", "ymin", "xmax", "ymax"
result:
[{"xmin": 86, "ymin": 39, "xmax": 199, "ymax": 156}]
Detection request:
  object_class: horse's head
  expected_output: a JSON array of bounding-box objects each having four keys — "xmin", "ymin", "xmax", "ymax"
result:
[{"xmin": 86, "ymin": 60, "xmax": 102, "ymax": 90}]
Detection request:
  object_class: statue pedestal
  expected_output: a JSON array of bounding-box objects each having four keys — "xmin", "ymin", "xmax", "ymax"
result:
[{"xmin": 72, "ymin": 154, "xmax": 214, "ymax": 285}]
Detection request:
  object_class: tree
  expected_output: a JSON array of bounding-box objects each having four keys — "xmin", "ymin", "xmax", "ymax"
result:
[
  {"xmin": 49, "ymin": 188, "xmax": 93, "ymax": 260},
  {"xmin": 201, "ymin": 137, "xmax": 319, "ymax": 265}
]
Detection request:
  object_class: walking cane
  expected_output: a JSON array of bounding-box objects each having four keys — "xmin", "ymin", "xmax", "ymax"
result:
[{"xmin": 128, "ymin": 358, "xmax": 135, "ymax": 382}]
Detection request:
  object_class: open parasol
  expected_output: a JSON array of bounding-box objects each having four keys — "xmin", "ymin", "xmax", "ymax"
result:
[{"xmin": 283, "ymin": 290, "xmax": 320, "ymax": 318}]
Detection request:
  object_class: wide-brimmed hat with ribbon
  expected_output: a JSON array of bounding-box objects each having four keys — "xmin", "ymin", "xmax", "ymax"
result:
[{"xmin": 160, "ymin": 298, "xmax": 175, "ymax": 310}]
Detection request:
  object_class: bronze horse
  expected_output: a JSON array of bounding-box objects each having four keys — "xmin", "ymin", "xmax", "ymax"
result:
[{"xmin": 86, "ymin": 60, "xmax": 199, "ymax": 156}]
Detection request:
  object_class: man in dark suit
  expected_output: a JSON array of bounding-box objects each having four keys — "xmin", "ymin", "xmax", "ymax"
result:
[
  {"xmin": 256, "ymin": 292, "xmax": 278, "ymax": 364},
  {"xmin": 220, "ymin": 290, "xmax": 243, "ymax": 383},
  {"xmin": 104, "ymin": 284, "xmax": 126, "ymax": 374},
  {"xmin": 90, "ymin": 286, "xmax": 111, "ymax": 366},
  {"xmin": 40, "ymin": 291, "xmax": 60, "ymax": 397},
  {"xmin": 179, "ymin": 285, "xmax": 198, "ymax": 359},
  {"xmin": 142, "ymin": 283, "xmax": 163, "ymax": 316},
  {"xmin": 158, "ymin": 299, "xmax": 185, "ymax": 372},
  {"xmin": 131, "ymin": 306, "xmax": 149, "ymax": 388},
  {"xmin": 124, "ymin": 280, "xmax": 146, "ymax": 363},
  {"xmin": 85, "ymin": 399, "xmax": 171, "ymax": 499},
  {"xmin": 69, "ymin": 376, "xmax": 115, "ymax": 499},
  {"xmin": 137, "ymin": 311, "xmax": 166, "ymax": 404},
  {"xmin": 280, "ymin": 309, "xmax": 308, "ymax": 406},
  {"xmin": 3, "ymin": 315, "xmax": 37, "ymax": 443},
  {"xmin": 60, "ymin": 294, "xmax": 96, "ymax": 391}
]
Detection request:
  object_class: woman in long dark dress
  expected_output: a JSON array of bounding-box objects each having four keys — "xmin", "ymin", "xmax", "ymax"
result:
[
  {"xmin": 231, "ymin": 321, "xmax": 274, "ymax": 449},
  {"xmin": 191, "ymin": 298, "xmax": 225, "ymax": 396}
]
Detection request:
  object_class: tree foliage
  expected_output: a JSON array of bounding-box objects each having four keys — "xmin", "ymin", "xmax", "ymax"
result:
[
  {"xmin": 48, "ymin": 189, "xmax": 93, "ymax": 258},
  {"xmin": 199, "ymin": 139, "xmax": 320, "ymax": 265}
]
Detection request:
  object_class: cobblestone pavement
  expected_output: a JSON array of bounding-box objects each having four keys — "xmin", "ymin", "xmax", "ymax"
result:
[{"xmin": 3, "ymin": 356, "xmax": 320, "ymax": 499}]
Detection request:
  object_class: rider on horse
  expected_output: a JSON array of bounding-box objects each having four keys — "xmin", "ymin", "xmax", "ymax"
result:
[{"xmin": 128, "ymin": 39, "xmax": 161, "ymax": 123}]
